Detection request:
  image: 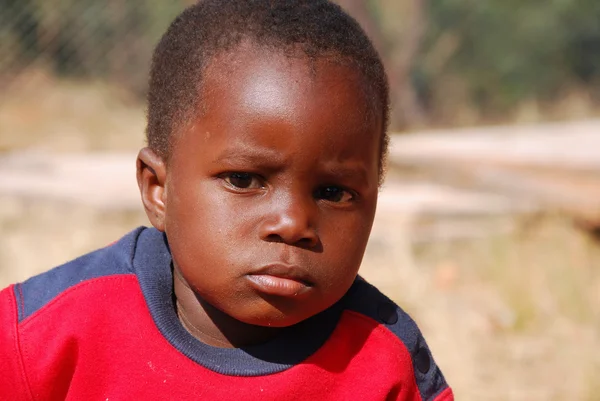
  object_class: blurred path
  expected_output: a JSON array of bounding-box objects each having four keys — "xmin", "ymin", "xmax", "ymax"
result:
[
  {"xmin": 388, "ymin": 119, "xmax": 600, "ymax": 226},
  {"xmin": 0, "ymin": 118, "xmax": 599, "ymax": 233},
  {"xmin": 389, "ymin": 119, "xmax": 600, "ymax": 171}
]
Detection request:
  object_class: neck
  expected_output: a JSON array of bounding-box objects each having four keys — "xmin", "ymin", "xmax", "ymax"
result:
[{"xmin": 173, "ymin": 266, "xmax": 282, "ymax": 348}]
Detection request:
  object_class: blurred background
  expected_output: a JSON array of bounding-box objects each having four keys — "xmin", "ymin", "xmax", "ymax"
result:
[{"xmin": 1, "ymin": 1, "xmax": 599, "ymax": 400}]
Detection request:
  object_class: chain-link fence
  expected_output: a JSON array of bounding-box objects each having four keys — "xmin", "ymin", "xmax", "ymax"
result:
[
  {"xmin": 1, "ymin": 0, "xmax": 194, "ymax": 96},
  {"xmin": 2, "ymin": 0, "xmax": 599, "ymax": 128}
]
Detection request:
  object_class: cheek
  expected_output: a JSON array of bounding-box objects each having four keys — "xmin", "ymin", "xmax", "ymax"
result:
[
  {"xmin": 320, "ymin": 208, "xmax": 376, "ymax": 270},
  {"xmin": 165, "ymin": 183, "xmax": 257, "ymax": 262}
]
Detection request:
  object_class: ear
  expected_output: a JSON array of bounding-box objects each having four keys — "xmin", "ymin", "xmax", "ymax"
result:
[{"xmin": 136, "ymin": 147, "xmax": 167, "ymax": 232}]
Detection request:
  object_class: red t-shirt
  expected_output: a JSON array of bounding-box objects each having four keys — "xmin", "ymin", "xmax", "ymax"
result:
[{"xmin": 0, "ymin": 227, "xmax": 453, "ymax": 401}]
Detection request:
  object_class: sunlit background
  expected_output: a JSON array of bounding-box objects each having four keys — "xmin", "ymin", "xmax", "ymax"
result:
[{"xmin": 1, "ymin": 1, "xmax": 599, "ymax": 400}]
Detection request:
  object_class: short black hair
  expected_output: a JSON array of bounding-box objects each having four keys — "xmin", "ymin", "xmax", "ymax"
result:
[{"xmin": 146, "ymin": 0, "xmax": 389, "ymax": 178}]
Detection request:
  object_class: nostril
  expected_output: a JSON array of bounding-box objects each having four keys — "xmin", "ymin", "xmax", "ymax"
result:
[
  {"xmin": 303, "ymin": 236, "xmax": 323, "ymax": 252},
  {"xmin": 264, "ymin": 233, "xmax": 285, "ymax": 244},
  {"xmin": 260, "ymin": 223, "xmax": 320, "ymax": 250},
  {"xmin": 297, "ymin": 236, "xmax": 317, "ymax": 248},
  {"xmin": 264, "ymin": 230, "xmax": 319, "ymax": 248}
]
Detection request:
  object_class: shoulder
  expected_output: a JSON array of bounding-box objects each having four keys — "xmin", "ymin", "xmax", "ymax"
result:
[
  {"xmin": 340, "ymin": 277, "xmax": 453, "ymax": 401},
  {"xmin": 11, "ymin": 227, "xmax": 146, "ymax": 323}
]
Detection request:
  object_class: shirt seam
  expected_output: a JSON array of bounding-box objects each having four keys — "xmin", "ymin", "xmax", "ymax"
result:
[
  {"xmin": 343, "ymin": 309, "xmax": 424, "ymax": 401},
  {"xmin": 18, "ymin": 284, "xmax": 25, "ymax": 320},
  {"xmin": 432, "ymin": 386, "xmax": 453, "ymax": 401},
  {"xmin": 19, "ymin": 274, "xmax": 137, "ymax": 329},
  {"xmin": 8, "ymin": 286, "xmax": 35, "ymax": 401}
]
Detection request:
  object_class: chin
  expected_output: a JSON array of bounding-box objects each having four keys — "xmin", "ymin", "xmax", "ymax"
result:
[{"xmin": 236, "ymin": 307, "xmax": 315, "ymax": 328}]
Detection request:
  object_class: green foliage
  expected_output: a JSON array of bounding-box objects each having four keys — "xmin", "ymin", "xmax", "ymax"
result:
[
  {"xmin": 419, "ymin": 0, "xmax": 600, "ymax": 117},
  {"xmin": 2, "ymin": 0, "xmax": 599, "ymax": 124},
  {"xmin": 1, "ymin": 0, "xmax": 190, "ymax": 92}
]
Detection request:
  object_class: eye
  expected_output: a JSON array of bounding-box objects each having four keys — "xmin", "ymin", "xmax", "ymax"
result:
[
  {"xmin": 314, "ymin": 186, "xmax": 355, "ymax": 203},
  {"xmin": 221, "ymin": 172, "xmax": 263, "ymax": 190}
]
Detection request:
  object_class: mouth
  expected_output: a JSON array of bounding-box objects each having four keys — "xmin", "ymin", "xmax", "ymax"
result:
[{"xmin": 246, "ymin": 263, "xmax": 313, "ymax": 298}]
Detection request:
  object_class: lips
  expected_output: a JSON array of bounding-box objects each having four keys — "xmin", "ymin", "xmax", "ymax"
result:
[{"xmin": 246, "ymin": 263, "xmax": 313, "ymax": 297}]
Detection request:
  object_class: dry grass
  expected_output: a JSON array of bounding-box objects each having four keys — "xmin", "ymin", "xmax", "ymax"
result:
[
  {"xmin": 364, "ymin": 213, "xmax": 600, "ymax": 401},
  {"xmin": 1, "ymin": 79, "xmax": 599, "ymax": 401},
  {"xmin": 0, "ymin": 71, "xmax": 145, "ymax": 153}
]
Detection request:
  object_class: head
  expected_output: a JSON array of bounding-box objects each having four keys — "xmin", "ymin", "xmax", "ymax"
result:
[{"xmin": 138, "ymin": 0, "xmax": 390, "ymax": 331}]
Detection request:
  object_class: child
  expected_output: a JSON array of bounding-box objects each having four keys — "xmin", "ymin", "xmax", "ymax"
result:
[{"xmin": 0, "ymin": 1, "xmax": 453, "ymax": 400}]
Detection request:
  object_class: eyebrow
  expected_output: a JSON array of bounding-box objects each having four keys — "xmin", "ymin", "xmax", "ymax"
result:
[
  {"xmin": 213, "ymin": 146, "xmax": 372, "ymax": 187},
  {"xmin": 321, "ymin": 164, "xmax": 370, "ymax": 187},
  {"xmin": 212, "ymin": 146, "xmax": 286, "ymax": 166}
]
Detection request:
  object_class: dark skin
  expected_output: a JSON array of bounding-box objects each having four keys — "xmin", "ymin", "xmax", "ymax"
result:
[{"xmin": 137, "ymin": 42, "xmax": 382, "ymax": 348}]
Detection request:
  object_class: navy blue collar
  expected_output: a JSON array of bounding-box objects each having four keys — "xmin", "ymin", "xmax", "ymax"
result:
[{"xmin": 132, "ymin": 227, "xmax": 345, "ymax": 376}]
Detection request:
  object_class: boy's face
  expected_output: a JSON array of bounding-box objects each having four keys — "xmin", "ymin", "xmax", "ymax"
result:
[{"xmin": 152, "ymin": 44, "xmax": 381, "ymax": 327}]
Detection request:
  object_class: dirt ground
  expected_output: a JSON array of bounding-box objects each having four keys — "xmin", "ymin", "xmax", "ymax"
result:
[{"xmin": 1, "ymin": 81, "xmax": 600, "ymax": 401}]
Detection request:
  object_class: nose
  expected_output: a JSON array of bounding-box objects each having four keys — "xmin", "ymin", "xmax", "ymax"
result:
[{"xmin": 258, "ymin": 191, "xmax": 320, "ymax": 249}]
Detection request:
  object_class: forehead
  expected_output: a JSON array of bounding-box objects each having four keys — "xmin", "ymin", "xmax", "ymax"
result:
[
  {"xmin": 169, "ymin": 42, "xmax": 383, "ymax": 180},
  {"xmin": 198, "ymin": 42, "xmax": 381, "ymax": 133}
]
